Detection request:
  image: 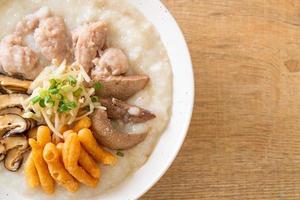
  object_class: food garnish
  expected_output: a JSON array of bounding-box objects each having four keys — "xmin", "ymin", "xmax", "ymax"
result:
[
  {"xmin": 94, "ymin": 82, "xmax": 102, "ymax": 90},
  {"xmin": 23, "ymin": 61, "xmax": 105, "ymax": 139},
  {"xmin": 116, "ymin": 151, "xmax": 124, "ymax": 157}
]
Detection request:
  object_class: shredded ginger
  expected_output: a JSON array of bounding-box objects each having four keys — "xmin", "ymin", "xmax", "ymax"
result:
[{"xmin": 23, "ymin": 60, "xmax": 105, "ymax": 138}]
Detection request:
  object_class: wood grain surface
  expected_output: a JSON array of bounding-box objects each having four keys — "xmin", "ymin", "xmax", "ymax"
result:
[{"xmin": 142, "ymin": 0, "xmax": 300, "ymax": 199}]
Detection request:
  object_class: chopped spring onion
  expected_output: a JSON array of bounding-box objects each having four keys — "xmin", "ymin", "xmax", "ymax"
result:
[
  {"xmin": 116, "ymin": 151, "xmax": 124, "ymax": 157},
  {"xmin": 23, "ymin": 61, "xmax": 103, "ymax": 138},
  {"xmin": 73, "ymin": 88, "xmax": 83, "ymax": 97},
  {"xmin": 67, "ymin": 75, "xmax": 77, "ymax": 86},
  {"xmin": 94, "ymin": 82, "xmax": 102, "ymax": 90},
  {"xmin": 31, "ymin": 96, "xmax": 41, "ymax": 104},
  {"xmin": 39, "ymin": 99, "xmax": 46, "ymax": 108},
  {"xmin": 61, "ymin": 85, "xmax": 73, "ymax": 93},
  {"xmin": 39, "ymin": 89, "xmax": 48, "ymax": 98},
  {"xmin": 49, "ymin": 88, "xmax": 59, "ymax": 94},
  {"xmin": 91, "ymin": 96, "xmax": 99, "ymax": 102}
]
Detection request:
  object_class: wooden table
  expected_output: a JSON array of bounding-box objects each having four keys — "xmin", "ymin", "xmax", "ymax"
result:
[{"xmin": 142, "ymin": 0, "xmax": 300, "ymax": 199}]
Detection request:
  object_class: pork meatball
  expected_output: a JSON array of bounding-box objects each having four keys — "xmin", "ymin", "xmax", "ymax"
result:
[
  {"xmin": 91, "ymin": 48, "xmax": 129, "ymax": 77},
  {"xmin": 73, "ymin": 21, "xmax": 108, "ymax": 73},
  {"xmin": 0, "ymin": 35, "xmax": 40, "ymax": 80},
  {"xmin": 15, "ymin": 7, "xmax": 51, "ymax": 36},
  {"xmin": 34, "ymin": 16, "xmax": 71, "ymax": 62}
]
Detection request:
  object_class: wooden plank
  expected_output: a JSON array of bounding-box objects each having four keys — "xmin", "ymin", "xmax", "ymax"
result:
[{"xmin": 142, "ymin": 0, "xmax": 300, "ymax": 199}]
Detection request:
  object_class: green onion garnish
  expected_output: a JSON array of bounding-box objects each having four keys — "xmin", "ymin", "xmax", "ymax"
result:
[
  {"xmin": 56, "ymin": 93, "xmax": 64, "ymax": 100},
  {"xmin": 91, "ymin": 96, "xmax": 99, "ymax": 102},
  {"xmin": 57, "ymin": 100, "xmax": 77, "ymax": 113},
  {"xmin": 58, "ymin": 104, "xmax": 69, "ymax": 113},
  {"xmin": 39, "ymin": 89, "xmax": 48, "ymax": 98},
  {"xmin": 31, "ymin": 96, "xmax": 41, "ymax": 105},
  {"xmin": 66, "ymin": 101, "xmax": 77, "ymax": 109},
  {"xmin": 39, "ymin": 99, "xmax": 46, "ymax": 108},
  {"xmin": 44, "ymin": 96, "xmax": 54, "ymax": 107},
  {"xmin": 68, "ymin": 75, "xmax": 77, "ymax": 86},
  {"xmin": 94, "ymin": 82, "xmax": 102, "ymax": 90},
  {"xmin": 49, "ymin": 79, "xmax": 57, "ymax": 89},
  {"xmin": 116, "ymin": 151, "xmax": 124, "ymax": 157},
  {"xmin": 73, "ymin": 88, "xmax": 83, "ymax": 97},
  {"xmin": 49, "ymin": 88, "xmax": 59, "ymax": 94},
  {"xmin": 44, "ymin": 95, "xmax": 51, "ymax": 103},
  {"xmin": 61, "ymin": 85, "xmax": 73, "ymax": 93}
]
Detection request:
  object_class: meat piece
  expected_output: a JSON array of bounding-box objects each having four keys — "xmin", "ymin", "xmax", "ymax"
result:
[
  {"xmin": 0, "ymin": 35, "xmax": 40, "ymax": 80},
  {"xmin": 100, "ymin": 98, "xmax": 155, "ymax": 123},
  {"xmin": 91, "ymin": 108, "xmax": 147, "ymax": 150},
  {"xmin": 93, "ymin": 75, "xmax": 149, "ymax": 100},
  {"xmin": 91, "ymin": 48, "xmax": 129, "ymax": 77},
  {"xmin": 73, "ymin": 21, "xmax": 108, "ymax": 73},
  {"xmin": 34, "ymin": 16, "xmax": 71, "ymax": 62},
  {"xmin": 15, "ymin": 7, "xmax": 51, "ymax": 36}
]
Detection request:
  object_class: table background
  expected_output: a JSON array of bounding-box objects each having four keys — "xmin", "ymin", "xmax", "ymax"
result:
[{"xmin": 142, "ymin": 0, "xmax": 300, "ymax": 199}]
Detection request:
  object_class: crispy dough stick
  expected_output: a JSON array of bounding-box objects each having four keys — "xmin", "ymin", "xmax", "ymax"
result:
[
  {"xmin": 63, "ymin": 130, "xmax": 74, "ymax": 138},
  {"xmin": 72, "ymin": 117, "xmax": 92, "ymax": 132},
  {"xmin": 43, "ymin": 143, "xmax": 79, "ymax": 192},
  {"xmin": 58, "ymin": 142, "xmax": 100, "ymax": 179},
  {"xmin": 60, "ymin": 125, "xmax": 70, "ymax": 133},
  {"xmin": 56, "ymin": 143, "xmax": 64, "ymax": 155},
  {"xmin": 79, "ymin": 148, "xmax": 100, "ymax": 179},
  {"xmin": 52, "ymin": 134, "xmax": 63, "ymax": 145},
  {"xmin": 29, "ymin": 139, "xmax": 55, "ymax": 194},
  {"xmin": 62, "ymin": 132, "xmax": 98, "ymax": 187},
  {"xmin": 24, "ymin": 152, "xmax": 40, "ymax": 188},
  {"xmin": 25, "ymin": 125, "xmax": 51, "ymax": 189},
  {"xmin": 78, "ymin": 128, "xmax": 117, "ymax": 166},
  {"xmin": 37, "ymin": 126, "xmax": 51, "ymax": 147}
]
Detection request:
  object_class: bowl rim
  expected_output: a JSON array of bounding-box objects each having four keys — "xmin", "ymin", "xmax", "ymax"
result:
[{"xmin": 134, "ymin": 1, "xmax": 195, "ymax": 198}]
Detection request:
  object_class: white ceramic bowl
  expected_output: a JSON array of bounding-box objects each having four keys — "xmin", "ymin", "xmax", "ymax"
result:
[
  {"xmin": 0, "ymin": 0, "xmax": 194, "ymax": 199},
  {"xmin": 95, "ymin": 0, "xmax": 194, "ymax": 199}
]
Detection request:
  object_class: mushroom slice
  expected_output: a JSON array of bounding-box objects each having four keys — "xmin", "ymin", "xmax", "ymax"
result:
[
  {"xmin": 0, "ymin": 75, "xmax": 32, "ymax": 94},
  {"xmin": 0, "ymin": 94, "xmax": 29, "ymax": 110},
  {"xmin": 26, "ymin": 118, "xmax": 37, "ymax": 130},
  {"xmin": 4, "ymin": 147, "xmax": 26, "ymax": 172},
  {"xmin": 1, "ymin": 135, "xmax": 28, "ymax": 151},
  {"xmin": 0, "ymin": 114, "xmax": 29, "ymax": 137},
  {"xmin": 0, "ymin": 107, "xmax": 22, "ymax": 115},
  {"xmin": 0, "ymin": 143, "xmax": 5, "ymax": 162},
  {"xmin": 1, "ymin": 135, "xmax": 28, "ymax": 171},
  {"xmin": 100, "ymin": 98, "xmax": 156, "ymax": 123},
  {"xmin": 93, "ymin": 75, "xmax": 149, "ymax": 100},
  {"xmin": 91, "ymin": 108, "xmax": 147, "ymax": 150}
]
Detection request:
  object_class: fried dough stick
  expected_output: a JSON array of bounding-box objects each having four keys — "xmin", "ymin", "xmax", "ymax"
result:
[
  {"xmin": 78, "ymin": 128, "xmax": 117, "ymax": 166},
  {"xmin": 43, "ymin": 143, "xmax": 79, "ymax": 192},
  {"xmin": 25, "ymin": 126, "xmax": 52, "ymax": 189},
  {"xmin": 29, "ymin": 139, "xmax": 55, "ymax": 194},
  {"xmin": 62, "ymin": 131, "xmax": 98, "ymax": 187},
  {"xmin": 57, "ymin": 142, "xmax": 100, "ymax": 179},
  {"xmin": 24, "ymin": 153, "xmax": 40, "ymax": 188}
]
